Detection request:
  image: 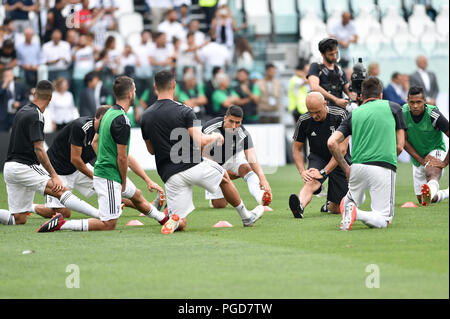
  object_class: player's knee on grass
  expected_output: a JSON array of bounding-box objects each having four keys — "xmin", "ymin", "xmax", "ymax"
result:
[
  {"xmin": 212, "ymin": 198, "xmax": 227, "ymax": 208},
  {"xmin": 13, "ymin": 213, "xmax": 28, "ymax": 225},
  {"xmin": 238, "ymin": 164, "xmax": 252, "ymax": 178},
  {"xmin": 425, "ymin": 167, "xmax": 442, "ymax": 182}
]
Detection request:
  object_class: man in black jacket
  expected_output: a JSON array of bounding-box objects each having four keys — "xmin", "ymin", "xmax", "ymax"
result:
[{"xmin": 0, "ymin": 68, "xmax": 27, "ymax": 131}]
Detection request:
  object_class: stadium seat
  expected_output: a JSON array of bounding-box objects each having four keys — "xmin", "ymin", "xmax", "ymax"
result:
[
  {"xmin": 435, "ymin": 5, "xmax": 449, "ymax": 38},
  {"xmin": 105, "ymin": 31, "xmax": 125, "ymax": 54},
  {"xmin": 408, "ymin": 4, "xmax": 435, "ymax": 36},
  {"xmin": 298, "ymin": 0, "xmax": 324, "ymax": 20},
  {"xmin": 392, "ymin": 24, "xmax": 417, "ymax": 56},
  {"xmin": 299, "ymin": 11, "xmax": 327, "ymax": 41},
  {"xmin": 354, "ymin": 7, "xmax": 381, "ymax": 41},
  {"xmin": 0, "ymin": 5, "xmax": 5, "ymax": 25},
  {"xmin": 350, "ymin": 0, "xmax": 376, "ymax": 17},
  {"xmin": 114, "ymin": 0, "xmax": 135, "ymax": 18},
  {"xmin": 432, "ymin": 0, "xmax": 450, "ymax": 11},
  {"xmin": 376, "ymin": 0, "xmax": 403, "ymax": 16},
  {"xmin": 244, "ymin": 0, "xmax": 271, "ymax": 35},
  {"xmin": 272, "ymin": 0, "xmax": 298, "ymax": 35},
  {"xmin": 126, "ymin": 32, "xmax": 142, "ymax": 48},
  {"xmin": 381, "ymin": 6, "xmax": 408, "ymax": 39},
  {"xmin": 118, "ymin": 13, "xmax": 144, "ymax": 38},
  {"xmin": 324, "ymin": 0, "xmax": 350, "ymax": 16},
  {"xmin": 420, "ymin": 25, "xmax": 441, "ymax": 57},
  {"xmin": 326, "ymin": 10, "xmax": 344, "ymax": 34}
]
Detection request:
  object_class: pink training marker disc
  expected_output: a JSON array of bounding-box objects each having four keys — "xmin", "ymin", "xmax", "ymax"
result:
[
  {"xmin": 213, "ymin": 221, "xmax": 233, "ymax": 228},
  {"xmin": 401, "ymin": 202, "xmax": 418, "ymax": 208},
  {"xmin": 138, "ymin": 213, "xmax": 146, "ymax": 217},
  {"xmin": 126, "ymin": 220, "xmax": 144, "ymax": 226}
]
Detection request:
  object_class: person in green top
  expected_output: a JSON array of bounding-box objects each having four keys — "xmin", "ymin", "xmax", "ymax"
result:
[
  {"xmin": 403, "ymin": 86, "xmax": 449, "ymax": 206},
  {"xmin": 234, "ymin": 68, "xmax": 261, "ymax": 124},
  {"xmin": 175, "ymin": 67, "xmax": 208, "ymax": 118},
  {"xmin": 328, "ymin": 77, "xmax": 407, "ymax": 231},
  {"xmin": 43, "ymin": 76, "xmax": 169, "ymax": 233},
  {"xmin": 211, "ymin": 72, "xmax": 240, "ymax": 117}
]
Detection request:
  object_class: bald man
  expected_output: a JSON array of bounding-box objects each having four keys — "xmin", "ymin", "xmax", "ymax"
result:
[
  {"xmin": 329, "ymin": 11, "xmax": 358, "ymax": 69},
  {"xmin": 410, "ymin": 55, "xmax": 439, "ymax": 106},
  {"xmin": 290, "ymin": 92, "xmax": 350, "ymax": 218}
]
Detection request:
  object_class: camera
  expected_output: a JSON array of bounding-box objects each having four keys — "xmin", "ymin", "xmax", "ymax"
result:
[{"xmin": 349, "ymin": 58, "xmax": 367, "ymax": 105}]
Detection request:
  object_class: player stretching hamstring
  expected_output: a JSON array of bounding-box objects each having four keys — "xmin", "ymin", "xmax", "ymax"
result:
[{"xmin": 403, "ymin": 86, "xmax": 449, "ymax": 206}]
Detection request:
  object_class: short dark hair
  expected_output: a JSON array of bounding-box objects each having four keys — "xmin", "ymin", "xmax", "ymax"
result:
[
  {"xmin": 212, "ymin": 66, "xmax": 222, "ymax": 77},
  {"xmin": 35, "ymin": 80, "xmax": 54, "ymax": 101},
  {"xmin": 237, "ymin": 68, "xmax": 249, "ymax": 75},
  {"xmin": 225, "ymin": 105, "xmax": 244, "ymax": 118},
  {"xmin": 361, "ymin": 76, "xmax": 383, "ymax": 100},
  {"xmin": 318, "ymin": 38, "xmax": 338, "ymax": 54},
  {"xmin": 154, "ymin": 70, "xmax": 175, "ymax": 92},
  {"xmin": 408, "ymin": 86, "xmax": 425, "ymax": 98},
  {"xmin": 266, "ymin": 63, "xmax": 275, "ymax": 70},
  {"xmin": 2, "ymin": 39, "xmax": 15, "ymax": 50},
  {"xmin": 113, "ymin": 76, "xmax": 134, "ymax": 100},
  {"xmin": 95, "ymin": 105, "xmax": 111, "ymax": 119},
  {"xmin": 84, "ymin": 71, "xmax": 100, "ymax": 86},
  {"xmin": 391, "ymin": 72, "xmax": 401, "ymax": 80}
]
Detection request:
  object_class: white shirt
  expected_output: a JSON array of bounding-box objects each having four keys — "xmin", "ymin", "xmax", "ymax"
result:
[
  {"xmin": 150, "ymin": 44, "xmax": 174, "ymax": 64},
  {"xmin": 134, "ymin": 42, "xmax": 155, "ymax": 67},
  {"xmin": 194, "ymin": 31, "xmax": 206, "ymax": 46},
  {"xmin": 146, "ymin": 0, "xmax": 173, "ymax": 8},
  {"xmin": 330, "ymin": 21, "xmax": 357, "ymax": 42},
  {"xmin": 48, "ymin": 91, "xmax": 76, "ymax": 125},
  {"xmin": 42, "ymin": 40, "xmax": 72, "ymax": 71},
  {"xmin": 197, "ymin": 42, "xmax": 230, "ymax": 67},
  {"xmin": 73, "ymin": 46, "xmax": 95, "ymax": 79},
  {"xmin": 173, "ymin": 0, "xmax": 191, "ymax": 6},
  {"xmin": 177, "ymin": 43, "xmax": 197, "ymax": 66},
  {"xmin": 121, "ymin": 53, "xmax": 137, "ymax": 67},
  {"xmin": 158, "ymin": 20, "xmax": 185, "ymax": 43},
  {"xmin": 91, "ymin": 0, "xmax": 119, "ymax": 8},
  {"xmin": 418, "ymin": 68, "xmax": 431, "ymax": 92}
]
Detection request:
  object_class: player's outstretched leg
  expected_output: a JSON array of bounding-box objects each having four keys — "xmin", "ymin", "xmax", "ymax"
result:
[
  {"xmin": 242, "ymin": 170, "xmax": 271, "ymax": 206},
  {"xmin": 433, "ymin": 187, "xmax": 449, "ymax": 203},
  {"xmin": 127, "ymin": 188, "xmax": 169, "ymax": 225},
  {"xmin": 289, "ymin": 179, "xmax": 321, "ymax": 218}
]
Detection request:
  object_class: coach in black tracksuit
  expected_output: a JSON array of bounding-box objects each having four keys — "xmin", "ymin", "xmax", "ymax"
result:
[{"xmin": 289, "ymin": 92, "xmax": 350, "ymax": 218}]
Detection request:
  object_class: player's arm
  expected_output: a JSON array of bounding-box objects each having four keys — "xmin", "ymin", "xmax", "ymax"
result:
[
  {"xmin": 396, "ymin": 129, "xmax": 405, "ymax": 156},
  {"xmin": 244, "ymin": 147, "xmax": 271, "ymax": 193},
  {"xmin": 117, "ymin": 144, "xmax": 128, "ymax": 192},
  {"xmin": 34, "ymin": 140, "xmax": 64, "ymax": 192},
  {"xmin": 328, "ymin": 131, "xmax": 350, "ymax": 180},
  {"xmin": 188, "ymin": 126, "xmax": 224, "ymax": 150},
  {"xmin": 70, "ymin": 144, "xmax": 94, "ymax": 179},
  {"xmin": 144, "ymin": 139, "xmax": 154, "ymax": 155},
  {"xmin": 308, "ymin": 74, "xmax": 347, "ymax": 108},
  {"xmin": 292, "ymin": 141, "xmax": 315, "ymax": 183},
  {"xmin": 111, "ymin": 116, "xmax": 130, "ymax": 192},
  {"xmin": 92, "ymin": 133, "xmax": 99, "ymax": 154},
  {"xmin": 316, "ymin": 135, "xmax": 350, "ymax": 177},
  {"xmin": 127, "ymin": 155, "xmax": 164, "ymax": 194}
]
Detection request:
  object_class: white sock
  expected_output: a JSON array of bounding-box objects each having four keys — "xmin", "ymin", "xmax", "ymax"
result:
[
  {"xmin": 0, "ymin": 209, "xmax": 15, "ymax": 225},
  {"xmin": 427, "ymin": 180, "xmax": 439, "ymax": 200},
  {"xmin": 244, "ymin": 171, "xmax": 264, "ymax": 204},
  {"xmin": 59, "ymin": 191, "xmax": 99, "ymax": 218},
  {"xmin": 30, "ymin": 204, "xmax": 37, "ymax": 213},
  {"xmin": 355, "ymin": 209, "xmax": 388, "ymax": 229},
  {"xmin": 436, "ymin": 188, "xmax": 449, "ymax": 203},
  {"xmin": 234, "ymin": 200, "xmax": 250, "ymax": 220},
  {"xmin": 146, "ymin": 204, "xmax": 165, "ymax": 222},
  {"xmin": 60, "ymin": 219, "xmax": 89, "ymax": 231}
]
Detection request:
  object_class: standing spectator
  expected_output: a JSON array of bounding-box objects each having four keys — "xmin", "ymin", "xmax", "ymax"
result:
[
  {"xmin": 146, "ymin": 0, "xmax": 172, "ymax": 32},
  {"xmin": 257, "ymin": 63, "xmax": 282, "ymax": 123},
  {"xmin": 48, "ymin": 77, "xmax": 76, "ymax": 131},
  {"xmin": 0, "ymin": 18, "xmax": 16, "ymax": 44},
  {"xmin": 288, "ymin": 61, "xmax": 309, "ymax": 123},
  {"xmin": 188, "ymin": 19, "xmax": 206, "ymax": 46},
  {"xmin": 367, "ymin": 62, "xmax": 380, "ymax": 77},
  {"xmin": 176, "ymin": 31, "xmax": 202, "ymax": 76},
  {"xmin": 197, "ymin": 36, "xmax": 231, "ymax": 80},
  {"xmin": 234, "ymin": 68, "xmax": 261, "ymax": 124},
  {"xmin": 329, "ymin": 11, "xmax": 358, "ymax": 69},
  {"xmin": 410, "ymin": 55, "xmax": 439, "ymax": 105},
  {"xmin": 235, "ymin": 37, "xmax": 254, "ymax": 73},
  {"xmin": 175, "ymin": 67, "xmax": 207, "ymax": 119},
  {"xmin": 121, "ymin": 44, "xmax": 137, "ymax": 78},
  {"xmin": 78, "ymin": 71, "xmax": 113, "ymax": 117},
  {"xmin": 384, "ymin": 72, "xmax": 407, "ymax": 106},
  {"xmin": 65, "ymin": 28, "xmax": 79, "ymax": 50},
  {"xmin": 15, "ymin": 27, "xmax": 41, "ymax": 92},
  {"xmin": 95, "ymin": 35, "xmax": 120, "ymax": 90},
  {"xmin": 42, "ymin": 29, "xmax": 72, "ymax": 82},
  {"xmin": 134, "ymin": 30, "xmax": 154, "ymax": 96},
  {"xmin": 210, "ymin": 5, "xmax": 238, "ymax": 52},
  {"xmin": 72, "ymin": 33, "xmax": 95, "ymax": 107},
  {"xmin": 0, "ymin": 39, "xmax": 18, "ymax": 71},
  {"xmin": 4, "ymin": 0, "xmax": 37, "ymax": 33},
  {"xmin": 178, "ymin": 3, "xmax": 191, "ymax": 30},
  {"xmin": 0, "ymin": 67, "xmax": 27, "ymax": 131},
  {"xmin": 204, "ymin": 66, "xmax": 223, "ymax": 118},
  {"xmin": 211, "ymin": 72, "xmax": 239, "ymax": 117},
  {"xmin": 44, "ymin": 0, "xmax": 67, "ymax": 43},
  {"xmin": 198, "ymin": 0, "xmax": 218, "ymax": 32},
  {"xmin": 75, "ymin": 0, "xmax": 92, "ymax": 34},
  {"xmin": 149, "ymin": 32, "xmax": 174, "ymax": 74},
  {"xmin": 158, "ymin": 8, "xmax": 185, "ymax": 44}
]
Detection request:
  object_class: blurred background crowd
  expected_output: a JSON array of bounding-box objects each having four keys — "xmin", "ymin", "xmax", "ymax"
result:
[{"xmin": 0, "ymin": 0, "xmax": 448, "ymax": 134}]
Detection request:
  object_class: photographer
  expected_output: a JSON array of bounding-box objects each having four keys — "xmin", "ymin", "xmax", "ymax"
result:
[{"xmin": 307, "ymin": 38, "xmax": 356, "ymax": 109}]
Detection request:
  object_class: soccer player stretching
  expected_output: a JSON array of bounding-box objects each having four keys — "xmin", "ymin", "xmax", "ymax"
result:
[
  {"xmin": 403, "ymin": 86, "xmax": 449, "ymax": 206},
  {"xmin": 328, "ymin": 77, "xmax": 407, "ymax": 230},
  {"xmin": 141, "ymin": 70, "xmax": 264, "ymax": 234},
  {"xmin": 37, "ymin": 76, "xmax": 167, "ymax": 232}
]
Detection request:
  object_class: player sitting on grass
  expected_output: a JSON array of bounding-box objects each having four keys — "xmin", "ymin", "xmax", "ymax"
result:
[
  {"xmin": 32, "ymin": 106, "xmax": 165, "ymax": 221},
  {"xmin": 202, "ymin": 105, "xmax": 272, "ymax": 209},
  {"xmin": 140, "ymin": 70, "xmax": 264, "ymax": 234},
  {"xmin": 289, "ymin": 92, "xmax": 350, "ymax": 218},
  {"xmin": 402, "ymin": 86, "xmax": 449, "ymax": 206},
  {"xmin": 0, "ymin": 81, "xmax": 99, "ymax": 226},
  {"xmin": 37, "ymin": 76, "xmax": 168, "ymax": 232}
]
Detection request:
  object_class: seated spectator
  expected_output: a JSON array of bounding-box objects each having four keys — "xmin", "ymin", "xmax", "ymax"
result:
[
  {"xmin": 158, "ymin": 8, "xmax": 185, "ymax": 44},
  {"xmin": 65, "ymin": 29, "xmax": 79, "ymax": 50},
  {"xmin": 178, "ymin": 3, "xmax": 191, "ymax": 30},
  {"xmin": 134, "ymin": 30, "xmax": 154, "ymax": 96},
  {"xmin": 16, "ymin": 27, "xmax": 41, "ymax": 92},
  {"xmin": 4, "ymin": 0, "xmax": 37, "ymax": 33},
  {"xmin": 72, "ymin": 33, "xmax": 95, "ymax": 106},
  {"xmin": 257, "ymin": 63, "xmax": 282, "ymax": 123},
  {"xmin": 176, "ymin": 31, "xmax": 204, "ymax": 78},
  {"xmin": 146, "ymin": 0, "xmax": 172, "ymax": 32},
  {"xmin": 121, "ymin": 44, "xmax": 137, "ymax": 78},
  {"xmin": 211, "ymin": 72, "xmax": 239, "ymax": 117},
  {"xmin": 188, "ymin": 20, "xmax": 207, "ymax": 46},
  {"xmin": 48, "ymin": 77, "xmax": 76, "ymax": 131},
  {"xmin": 138, "ymin": 84, "xmax": 158, "ymax": 110},
  {"xmin": 233, "ymin": 68, "xmax": 261, "ymax": 124},
  {"xmin": 329, "ymin": 11, "xmax": 358, "ymax": 69},
  {"xmin": 0, "ymin": 67, "xmax": 27, "ymax": 131},
  {"xmin": 79, "ymin": 71, "xmax": 113, "ymax": 117},
  {"xmin": 384, "ymin": 72, "xmax": 407, "ymax": 106},
  {"xmin": 42, "ymin": 29, "xmax": 72, "ymax": 82},
  {"xmin": 149, "ymin": 32, "xmax": 174, "ymax": 73},
  {"xmin": 204, "ymin": 66, "xmax": 224, "ymax": 118},
  {"xmin": 175, "ymin": 67, "xmax": 208, "ymax": 119},
  {"xmin": 197, "ymin": 36, "xmax": 231, "ymax": 80},
  {"xmin": 0, "ymin": 39, "xmax": 18, "ymax": 72},
  {"xmin": 235, "ymin": 37, "xmax": 254, "ymax": 72},
  {"xmin": 0, "ymin": 18, "xmax": 16, "ymax": 45},
  {"xmin": 95, "ymin": 35, "xmax": 120, "ymax": 89}
]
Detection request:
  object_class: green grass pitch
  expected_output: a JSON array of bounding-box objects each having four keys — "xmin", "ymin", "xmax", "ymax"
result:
[{"xmin": 0, "ymin": 163, "xmax": 448, "ymax": 298}]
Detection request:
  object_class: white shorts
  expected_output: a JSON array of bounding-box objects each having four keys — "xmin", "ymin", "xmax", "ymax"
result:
[
  {"xmin": 412, "ymin": 149, "xmax": 446, "ymax": 195},
  {"xmin": 205, "ymin": 152, "xmax": 248, "ymax": 200},
  {"xmin": 93, "ymin": 176, "xmax": 137, "ymax": 221},
  {"xmin": 165, "ymin": 158, "xmax": 225, "ymax": 218},
  {"xmin": 347, "ymin": 163, "xmax": 396, "ymax": 223},
  {"xmin": 46, "ymin": 164, "xmax": 97, "ymax": 208},
  {"xmin": 3, "ymin": 161, "xmax": 50, "ymax": 214}
]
